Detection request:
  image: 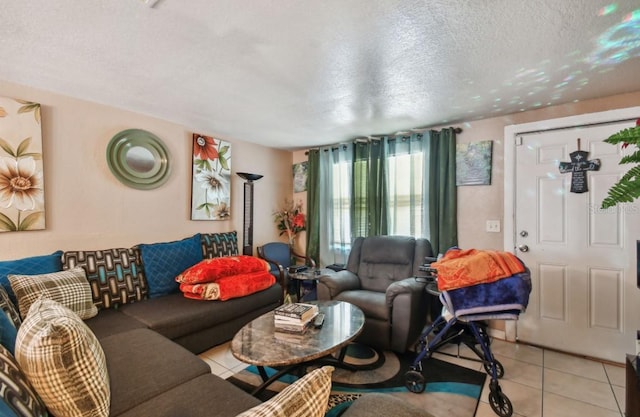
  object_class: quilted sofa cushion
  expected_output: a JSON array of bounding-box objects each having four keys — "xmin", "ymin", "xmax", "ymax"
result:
[
  {"xmin": 62, "ymin": 247, "xmax": 148, "ymax": 309},
  {"xmin": 201, "ymin": 231, "xmax": 239, "ymax": 258},
  {"xmin": 0, "ymin": 344, "xmax": 48, "ymax": 417},
  {"xmin": 138, "ymin": 234, "xmax": 203, "ymax": 298},
  {"xmin": 0, "ymin": 250, "xmax": 63, "ymax": 303}
]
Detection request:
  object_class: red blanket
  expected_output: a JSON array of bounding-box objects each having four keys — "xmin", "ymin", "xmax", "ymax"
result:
[
  {"xmin": 176, "ymin": 255, "xmax": 269, "ymax": 284},
  {"xmin": 433, "ymin": 248, "xmax": 525, "ymax": 291},
  {"xmin": 180, "ymin": 271, "xmax": 275, "ymax": 301}
]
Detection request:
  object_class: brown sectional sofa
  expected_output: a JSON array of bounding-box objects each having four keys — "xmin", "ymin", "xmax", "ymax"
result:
[{"xmin": 0, "ymin": 231, "xmax": 283, "ymax": 416}]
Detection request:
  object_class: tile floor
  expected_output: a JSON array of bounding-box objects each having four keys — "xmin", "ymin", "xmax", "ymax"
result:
[{"xmin": 198, "ymin": 338, "xmax": 627, "ymax": 417}]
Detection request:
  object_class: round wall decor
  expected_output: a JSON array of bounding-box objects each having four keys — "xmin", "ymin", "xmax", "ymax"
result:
[{"xmin": 106, "ymin": 129, "xmax": 171, "ymax": 190}]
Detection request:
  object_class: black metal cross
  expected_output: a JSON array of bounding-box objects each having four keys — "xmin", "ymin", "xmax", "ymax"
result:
[{"xmin": 558, "ymin": 139, "xmax": 601, "ymax": 193}]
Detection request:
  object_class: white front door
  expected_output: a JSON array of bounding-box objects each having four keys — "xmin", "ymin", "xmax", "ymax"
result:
[{"xmin": 504, "ymin": 108, "xmax": 640, "ymax": 363}]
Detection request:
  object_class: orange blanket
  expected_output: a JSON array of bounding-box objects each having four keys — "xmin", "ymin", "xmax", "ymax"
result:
[
  {"xmin": 433, "ymin": 248, "xmax": 525, "ymax": 291},
  {"xmin": 180, "ymin": 271, "xmax": 275, "ymax": 301}
]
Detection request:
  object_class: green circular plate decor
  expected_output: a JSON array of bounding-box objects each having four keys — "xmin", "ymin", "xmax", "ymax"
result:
[{"xmin": 106, "ymin": 129, "xmax": 171, "ymax": 190}]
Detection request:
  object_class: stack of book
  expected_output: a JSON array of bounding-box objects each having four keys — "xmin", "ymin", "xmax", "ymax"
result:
[{"xmin": 273, "ymin": 302, "xmax": 319, "ymax": 334}]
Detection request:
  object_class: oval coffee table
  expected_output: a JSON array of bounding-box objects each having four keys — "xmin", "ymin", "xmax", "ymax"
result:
[{"xmin": 231, "ymin": 300, "xmax": 364, "ymax": 395}]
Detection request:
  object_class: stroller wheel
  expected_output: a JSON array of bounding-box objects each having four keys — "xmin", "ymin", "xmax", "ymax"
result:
[
  {"xmin": 483, "ymin": 359, "xmax": 505, "ymax": 379},
  {"xmin": 404, "ymin": 370, "xmax": 426, "ymax": 393},
  {"xmin": 488, "ymin": 390, "xmax": 513, "ymax": 417}
]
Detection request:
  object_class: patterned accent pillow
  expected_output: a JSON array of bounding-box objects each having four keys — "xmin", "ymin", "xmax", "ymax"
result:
[
  {"xmin": 0, "ymin": 251, "xmax": 63, "ymax": 304},
  {"xmin": 62, "ymin": 247, "xmax": 148, "ymax": 309},
  {"xmin": 201, "ymin": 231, "xmax": 239, "ymax": 258},
  {"xmin": 138, "ymin": 234, "xmax": 203, "ymax": 298},
  {"xmin": 9, "ymin": 267, "xmax": 98, "ymax": 320},
  {"xmin": 15, "ymin": 299, "xmax": 109, "ymax": 417},
  {"xmin": 0, "ymin": 285, "xmax": 21, "ymax": 329},
  {"xmin": 0, "ymin": 344, "xmax": 48, "ymax": 417},
  {"xmin": 236, "ymin": 366, "xmax": 334, "ymax": 417}
]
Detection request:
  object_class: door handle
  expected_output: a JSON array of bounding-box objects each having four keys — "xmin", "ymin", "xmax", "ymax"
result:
[{"xmin": 518, "ymin": 245, "xmax": 529, "ymax": 252}]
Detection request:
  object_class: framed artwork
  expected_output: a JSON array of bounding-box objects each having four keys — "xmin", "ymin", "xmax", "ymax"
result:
[
  {"xmin": 190, "ymin": 133, "xmax": 231, "ymax": 220},
  {"xmin": 0, "ymin": 96, "xmax": 46, "ymax": 232},
  {"xmin": 456, "ymin": 140, "xmax": 493, "ymax": 186},
  {"xmin": 293, "ymin": 161, "xmax": 308, "ymax": 193}
]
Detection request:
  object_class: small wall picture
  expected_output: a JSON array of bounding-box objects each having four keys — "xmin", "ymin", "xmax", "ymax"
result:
[
  {"xmin": 191, "ymin": 133, "xmax": 231, "ymax": 220},
  {"xmin": 293, "ymin": 161, "xmax": 308, "ymax": 193},
  {"xmin": 0, "ymin": 96, "xmax": 46, "ymax": 232},
  {"xmin": 456, "ymin": 140, "xmax": 493, "ymax": 186}
]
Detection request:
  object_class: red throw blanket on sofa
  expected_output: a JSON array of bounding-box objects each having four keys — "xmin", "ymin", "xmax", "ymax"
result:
[
  {"xmin": 180, "ymin": 271, "xmax": 275, "ymax": 301},
  {"xmin": 176, "ymin": 255, "xmax": 269, "ymax": 284},
  {"xmin": 176, "ymin": 255, "xmax": 274, "ymax": 301}
]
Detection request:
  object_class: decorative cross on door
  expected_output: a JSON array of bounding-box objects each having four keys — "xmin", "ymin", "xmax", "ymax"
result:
[{"xmin": 558, "ymin": 138, "xmax": 601, "ymax": 193}]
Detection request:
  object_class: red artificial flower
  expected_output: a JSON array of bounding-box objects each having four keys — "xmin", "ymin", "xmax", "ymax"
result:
[
  {"xmin": 293, "ymin": 213, "xmax": 305, "ymax": 229},
  {"xmin": 193, "ymin": 134, "xmax": 219, "ymax": 161}
]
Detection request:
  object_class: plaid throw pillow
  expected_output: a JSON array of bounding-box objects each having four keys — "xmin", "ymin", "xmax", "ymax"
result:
[
  {"xmin": 15, "ymin": 299, "xmax": 109, "ymax": 417},
  {"xmin": 9, "ymin": 267, "xmax": 97, "ymax": 320},
  {"xmin": 236, "ymin": 366, "xmax": 334, "ymax": 417}
]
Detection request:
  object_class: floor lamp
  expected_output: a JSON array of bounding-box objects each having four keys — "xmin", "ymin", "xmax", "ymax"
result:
[{"xmin": 237, "ymin": 172, "xmax": 263, "ymax": 256}]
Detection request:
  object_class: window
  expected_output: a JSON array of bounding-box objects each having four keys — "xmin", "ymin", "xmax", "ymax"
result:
[{"xmin": 387, "ymin": 150, "xmax": 425, "ymax": 237}]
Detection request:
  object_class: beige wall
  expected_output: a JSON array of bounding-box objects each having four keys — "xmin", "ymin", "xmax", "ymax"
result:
[
  {"xmin": 0, "ymin": 80, "xmax": 293, "ymax": 260},
  {"xmin": 455, "ymin": 90, "xmax": 640, "ymax": 250},
  {"xmin": 5, "ymin": 77, "xmax": 637, "ymax": 263},
  {"xmin": 293, "ymin": 90, "xmax": 640, "ymax": 254}
]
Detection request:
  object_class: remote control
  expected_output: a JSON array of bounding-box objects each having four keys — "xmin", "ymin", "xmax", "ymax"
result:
[{"xmin": 313, "ymin": 313, "xmax": 325, "ymax": 328}]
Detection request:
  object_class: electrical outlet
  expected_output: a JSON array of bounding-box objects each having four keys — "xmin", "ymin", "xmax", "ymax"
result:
[{"xmin": 486, "ymin": 220, "xmax": 501, "ymax": 233}]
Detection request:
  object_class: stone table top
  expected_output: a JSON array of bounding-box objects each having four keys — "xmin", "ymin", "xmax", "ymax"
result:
[
  {"xmin": 288, "ymin": 267, "xmax": 335, "ymax": 281},
  {"xmin": 231, "ymin": 300, "xmax": 364, "ymax": 368}
]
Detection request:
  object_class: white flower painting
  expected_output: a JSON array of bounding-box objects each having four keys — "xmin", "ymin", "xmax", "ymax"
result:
[{"xmin": 0, "ymin": 96, "xmax": 46, "ymax": 232}]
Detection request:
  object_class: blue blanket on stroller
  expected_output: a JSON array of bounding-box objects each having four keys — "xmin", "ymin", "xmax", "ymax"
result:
[{"xmin": 439, "ymin": 270, "xmax": 532, "ymax": 321}]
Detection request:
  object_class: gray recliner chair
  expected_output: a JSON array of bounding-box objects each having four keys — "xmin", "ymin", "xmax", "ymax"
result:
[{"xmin": 317, "ymin": 235, "xmax": 432, "ymax": 352}]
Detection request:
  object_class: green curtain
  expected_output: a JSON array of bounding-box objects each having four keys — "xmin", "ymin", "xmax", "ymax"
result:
[
  {"xmin": 427, "ymin": 128, "xmax": 458, "ymax": 255},
  {"xmin": 352, "ymin": 140, "xmax": 388, "ymax": 237},
  {"xmin": 305, "ymin": 150, "xmax": 321, "ymax": 263}
]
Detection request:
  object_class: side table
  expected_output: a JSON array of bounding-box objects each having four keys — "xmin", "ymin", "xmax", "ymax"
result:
[{"xmin": 289, "ymin": 268, "xmax": 335, "ymax": 302}]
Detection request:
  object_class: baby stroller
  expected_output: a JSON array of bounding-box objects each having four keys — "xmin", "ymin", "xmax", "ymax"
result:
[{"xmin": 404, "ymin": 250, "xmax": 531, "ymax": 417}]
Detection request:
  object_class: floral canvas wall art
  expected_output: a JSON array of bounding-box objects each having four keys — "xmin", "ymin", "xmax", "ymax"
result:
[
  {"xmin": 293, "ymin": 161, "xmax": 308, "ymax": 193},
  {"xmin": 191, "ymin": 133, "xmax": 231, "ymax": 220},
  {"xmin": 0, "ymin": 96, "xmax": 45, "ymax": 232}
]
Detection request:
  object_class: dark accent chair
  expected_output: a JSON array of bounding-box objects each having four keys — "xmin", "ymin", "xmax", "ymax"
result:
[
  {"xmin": 317, "ymin": 235, "xmax": 432, "ymax": 352},
  {"xmin": 257, "ymin": 242, "xmax": 316, "ymax": 302}
]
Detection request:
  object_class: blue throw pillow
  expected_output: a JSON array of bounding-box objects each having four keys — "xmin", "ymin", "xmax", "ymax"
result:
[
  {"xmin": 138, "ymin": 234, "xmax": 203, "ymax": 298},
  {"xmin": 0, "ymin": 251, "xmax": 63, "ymax": 303},
  {"xmin": 0, "ymin": 312, "xmax": 16, "ymax": 355}
]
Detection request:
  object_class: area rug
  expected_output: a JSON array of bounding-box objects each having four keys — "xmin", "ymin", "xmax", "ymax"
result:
[{"xmin": 227, "ymin": 343, "xmax": 486, "ymax": 417}]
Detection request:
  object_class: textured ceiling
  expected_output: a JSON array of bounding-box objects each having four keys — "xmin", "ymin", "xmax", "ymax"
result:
[{"xmin": 1, "ymin": 0, "xmax": 639, "ymax": 150}]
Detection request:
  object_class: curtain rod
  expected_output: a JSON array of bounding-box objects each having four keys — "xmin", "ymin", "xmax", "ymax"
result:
[{"xmin": 304, "ymin": 126, "xmax": 462, "ymax": 155}]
